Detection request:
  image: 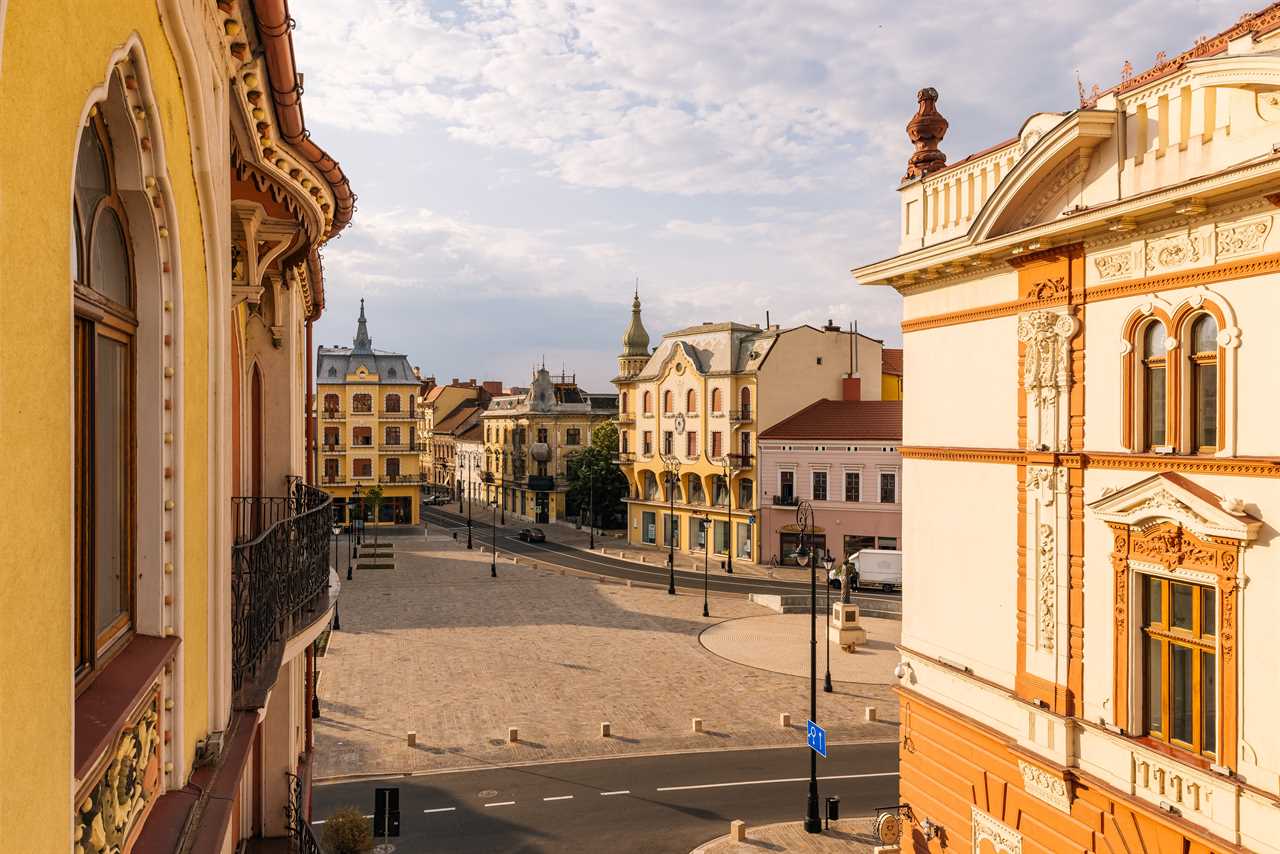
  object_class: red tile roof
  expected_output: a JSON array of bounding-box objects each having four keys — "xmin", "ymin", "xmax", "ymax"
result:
[
  {"xmin": 882, "ymin": 348, "xmax": 903, "ymax": 376},
  {"xmin": 759, "ymin": 399, "xmax": 902, "ymax": 441}
]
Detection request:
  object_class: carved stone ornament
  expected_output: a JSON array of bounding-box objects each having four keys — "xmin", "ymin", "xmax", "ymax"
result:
[
  {"xmin": 1036, "ymin": 522, "xmax": 1056, "ymax": 652},
  {"xmin": 75, "ymin": 692, "xmax": 162, "ymax": 854},
  {"xmin": 1215, "ymin": 216, "xmax": 1272, "ymax": 261},
  {"xmin": 1017, "ymin": 309, "xmax": 1078, "ymax": 451},
  {"xmin": 1145, "ymin": 232, "xmax": 1206, "ymax": 273},
  {"xmin": 971, "ymin": 806, "xmax": 1022, "ymax": 854},
  {"xmin": 1093, "ymin": 248, "xmax": 1135, "ymax": 281},
  {"xmin": 1018, "ymin": 759, "xmax": 1072, "ymax": 813},
  {"xmin": 904, "ymin": 87, "xmax": 949, "ymax": 180}
]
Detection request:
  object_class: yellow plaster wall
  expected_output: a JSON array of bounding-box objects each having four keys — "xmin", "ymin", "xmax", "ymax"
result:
[{"xmin": 0, "ymin": 4, "xmax": 210, "ymax": 848}]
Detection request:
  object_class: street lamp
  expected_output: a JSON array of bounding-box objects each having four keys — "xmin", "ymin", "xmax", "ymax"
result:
[
  {"xmin": 659, "ymin": 452, "xmax": 681, "ymax": 595},
  {"xmin": 791, "ymin": 500, "xmax": 822, "ymax": 834},
  {"xmin": 490, "ymin": 498, "xmax": 498, "ymax": 578},
  {"xmin": 333, "ymin": 523, "xmax": 346, "ymax": 581},
  {"xmin": 715, "ymin": 456, "xmax": 738, "ymax": 574},
  {"xmin": 822, "ymin": 550, "xmax": 834, "ymax": 693},
  {"xmin": 352, "ymin": 483, "xmax": 363, "ymax": 549},
  {"xmin": 587, "ymin": 466, "xmax": 596, "ymax": 550},
  {"xmin": 466, "ymin": 454, "xmax": 474, "ymax": 550},
  {"xmin": 499, "ymin": 447, "xmax": 506, "ymax": 525},
  {"xmin": 699, "ymin": 513, "xmax": 711, "ymax": 618}
]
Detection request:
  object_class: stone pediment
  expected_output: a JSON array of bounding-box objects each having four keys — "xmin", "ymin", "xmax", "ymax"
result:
[{"xmin": 1088, "ymin": 472, "xmax": 1260, "ymax": 541}]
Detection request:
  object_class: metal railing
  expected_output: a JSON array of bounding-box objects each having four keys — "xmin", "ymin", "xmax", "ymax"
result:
[
  {"xmin": 772, "ymin": 494, "xmax": 799, "ymax": 506},
  {"xmin": 320, "ymin": 409, "xmax": 344, "ymax": 420},
  {"xmin": 381, "ymin": 473, "xmax": 427, "ymax": 484},
  {"xmin": 615, "ymin": 451, "xmax": 636, "ymax": 464},
  {"xmin": 729, "ymin": 408, "xmax": 752, "ymax": 423},
  {"xmin": 320, "ymin": 443, "xmax": 345, "ymax": 453},
  {"xmin": 379, "ymin": 410, "xmax": 416, "ymax": 420},
  {"xmin": 287, "ymin": 771, "xmax": 322, "ymax": 854},
  {"xmin": 231, "ymin": 480, "xmax": 332, "ymax": 703},
  {"xmin": 616, "ymin": 413, "xmax": 635, "ymax": 424},
  {"xmin": 728, "ymin": 452, "xmax": 755, "ymax": 468}
]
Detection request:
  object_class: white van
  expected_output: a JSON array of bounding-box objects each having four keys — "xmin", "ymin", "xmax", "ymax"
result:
[{"xmin": 848, "ymin": 549, "xmax": 902, "ymax": 592}]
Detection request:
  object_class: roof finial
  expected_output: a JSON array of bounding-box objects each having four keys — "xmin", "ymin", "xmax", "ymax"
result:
[
  {"xmin": 353, "ymin": 298, "xmax": 373, "ymax": 354},
  {"xmin": 904, "ymin": 87, "xmax": 949, "ymax": 181}
]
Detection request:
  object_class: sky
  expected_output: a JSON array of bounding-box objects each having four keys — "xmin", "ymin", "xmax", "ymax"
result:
[{"xmin": 295, "ymin": 0, "xmax": 1242, "ymax": 391}]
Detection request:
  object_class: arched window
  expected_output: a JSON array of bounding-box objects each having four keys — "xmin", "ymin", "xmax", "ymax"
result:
[
  {"xmin": 687, "ymin": 476, "xmax": 706, "ymax": 505},
  {"xmin": 384, "ymin": 393, "xmax": 401, "ymax": 413},
  {"xmin": 662, "ymin": 390, "xmax": 672, "ymax": 413},
  {"xmin": 353, "ymin": 393, "xmax": 372, "ymax": 413},
  {"xmin": 712, "ymin": 388, "xmax": 723, "ymax": 413},
  {"xmin": 686, "ymin": 389, "xmax": 697, "ymax": 413},
  {"xmin": 643, "ymin": 391, "xmax": 652, "ymax": 414},
  {"xmin": 323, "ymin": 393, "xmax": 340, "ymax": 414},
  {"xmin": 621, "ymin": 391, "xmax": 629, "ymax": 413},
  {"xmin": 73, "ymin": 108, "xmax": 138, "ymax": 674},
  {"xmin": 1143, "ymin": 323, "xmax": 1167, "ymax": 449},
  {"xmin": 1189, "ymin": 314, "xmax": 1218, "ymax": 452}
]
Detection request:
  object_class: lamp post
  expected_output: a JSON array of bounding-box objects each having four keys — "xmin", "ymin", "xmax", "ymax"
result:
[
  {"xmin": 333, "ymin": 524, "xmax": 345, "ymax": 581},
  {"xmin": 499, "ymin": 447, "xmax": 506, "ymax": 525},
  {"xmin": 717, "ymin": 456, "xmax": 737, "ymax": 574},
  {"xmin": 490, "ymin": 497, "xmax": 498, "ymax": 578},
  {"xmin": 660, "ymin": 452, "xmax": 681, "ymax": 595},
  {"xmin": 822, "ymin": 550, "xmax": 834, "ymax": 693},
  {"xmin": 587, "ymin": 467, "xmax": 596, "ymax": 550},
  {"xmin": 458, "ymin": 455, "xmax": 464, "ymax": 513},
  {"xmin": 353, "ymin": 483, "xmax": 363, "ymax": 549},
  {"xmin": 466, "ymin": 454, "xmax": 474, "ymax": 550},
  {"xmin": 700, "ymin": 513, "xmax": 710, "ymax": 618},
  {"xmin": 792, "ymin": 500, "xmax": 821, "ymax": 834}
]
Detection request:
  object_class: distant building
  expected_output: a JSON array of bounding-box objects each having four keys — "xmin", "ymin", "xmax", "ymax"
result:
[
  {"xmin": 613, "ymin": 292, "xmax": 885, "ymax": 565},
  {"xmin": 758, "ymin": 399, "xmax": 902, "ymax": 566},
  {"xmin": 454, "ymin": 421, "xmax": 486, "ymax": 511},
  {"xmin": 853, "ymin": 10, "xmax": 1280, "ymax": 852},
  {"xmin": 881, "ymin": 347, "xmax": 903, "ymax": 400},
  {"xmin": 481, "ymin": 366, "xmax": 617, "ymax": 523},
  {"xmin": 416, "ymin": 378, "xmax": 496, "ymax": 498},
  {"xmin": 316, "ymin": 301, "xmax": 423, "ymax": 525}
]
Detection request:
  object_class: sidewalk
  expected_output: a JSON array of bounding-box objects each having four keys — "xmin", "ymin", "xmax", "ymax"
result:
[{"xmin": 692, "ymin": 818, "xmax": 884, "ymax": 853}]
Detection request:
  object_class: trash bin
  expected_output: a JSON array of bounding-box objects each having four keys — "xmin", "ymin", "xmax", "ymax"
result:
[{"xmin": 825, "ymin": 795, "xmax": 840, "ymax": 827}]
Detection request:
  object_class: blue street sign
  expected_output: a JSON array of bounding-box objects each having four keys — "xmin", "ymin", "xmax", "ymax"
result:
[{"xmin": 806, "ymin": 720, "xmax": 827, "ymax": 758}]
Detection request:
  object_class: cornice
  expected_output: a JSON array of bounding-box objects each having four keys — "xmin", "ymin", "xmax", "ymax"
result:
[{"xmin": 901, "ymin": 446, "xmax": 1280, "ymax": 478}]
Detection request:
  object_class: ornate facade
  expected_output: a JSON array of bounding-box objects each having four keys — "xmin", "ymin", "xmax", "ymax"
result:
[
  {"xmin": 0, "ymin": 1, "xmax": 350, "ymax": 850},
  {"xmin": 854, "ymin": 6, "xmax": 1280, "ymax": 851}
]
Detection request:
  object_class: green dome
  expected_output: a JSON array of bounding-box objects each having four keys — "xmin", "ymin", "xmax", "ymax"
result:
[{"xmin": 621, "ymin": 290, "xmax": 649, "ymax": 357}]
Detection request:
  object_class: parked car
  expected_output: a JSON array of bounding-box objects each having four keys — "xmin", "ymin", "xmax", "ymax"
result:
[{"xmin": 518, "ymin": 528, "xmax": 546, "ymax": 543}]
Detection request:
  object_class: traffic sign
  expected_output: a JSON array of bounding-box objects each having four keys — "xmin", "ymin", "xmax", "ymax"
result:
[{"xmin": 806, "ymin": 720, "xmax": 827, "ymax": 758}]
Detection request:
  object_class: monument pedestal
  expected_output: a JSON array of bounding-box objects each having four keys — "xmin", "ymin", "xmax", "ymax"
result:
[{"xmin": 829, "ymin": 601, "xmax": 867, "ymax": 652}]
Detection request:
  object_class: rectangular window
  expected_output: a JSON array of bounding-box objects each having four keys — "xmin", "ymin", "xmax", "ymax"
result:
[
  {"xmin": 1141, "ymin": 574, "xmax": 1217, "ymax": 757},
  {"xmin": 385, "ymin": 457, "xmax": 401, "ymax": 478},
  {"xmin": 663, "ymin": 431, "xmax": 673, "ymax": 455},
  {"xmin": 537, "ymin": 427, "xmax": 548, "ymax": 443},
  {"xmin": 844, "ymin": 472, "xmax": 861, "ymax": 502},
  {"xmin": 642, "ymin": 431, "xmax": 653, "ymax": 456},
  {"xmin": 1194, "ymin": 362, "xmax": 1217, "ymax": 450},
  {"xmin": 736, "ymin": 522, "xmax": 751, "ymax": 558},
  {"xmin": 779, "ymin": 470, "xmax": 794, "ymax": 500},
  {"xmin": 811, "ymin": 471, "xmax": 827, "ymax": 501},
  {"xmin": 695, "ymin": 518, "xmax": 707, "ymax": 549},
  {"xmin": 714, "ymin": 520, "xmax": 730, "ymax": 555},
  {"xmin": 385, "ymin": 426, "xmax": 401, "ymax": 445},
  {"xmin": 740, "ymin": 431, "xmax": 751, "ymax": 457},
  {"xmin": 687, "ymin": 430, "xmax": 697, "ymax": 458},
  {"xmin": 354, "ymin": 458, "xmax": 373, "ymax": 477},
  {"xmin": 879, "ymin": 472, "xmax": 897, "ymax": 503},
  {"xmin": 664, "ymin": 514, "xmax": 680, "ymax": 548},
  {"xmin": 738, "ymin": 479, "xmax": 752, "ymax": 508},
  {"xmin": 876, "ymin": 536, "xmax": 898, "ymax": 550},
  {"xmin": 642, "ymin": 511, "xmax": 656, "ymax": 544},
  {"xmin": 844, "ymin": 535, "xmax": 875, "ymax": 559},
  {"xmin": 711, "ymin": 432, "xmax": 723, "ymax": 458},
  {"xmin": 566, "ymin": 428, "xmax": 581, "ymax": 446}
]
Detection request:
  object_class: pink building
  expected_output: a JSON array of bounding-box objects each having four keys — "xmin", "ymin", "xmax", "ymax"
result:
[{"xmin": 757, "ymin": 399, "xmax": 902, "ymax": 566}]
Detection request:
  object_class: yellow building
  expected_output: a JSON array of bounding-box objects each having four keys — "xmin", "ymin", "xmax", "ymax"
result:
[
  {"xmin": 0, "ymin": 1, "xmax": 351, "ymax": 850},
  {"xmin": 481, "ymin": 367, "xmax": 617, "ymax": 522},
  {"xmin": 416, "ymin": 378, "xmax": 497, "ymax": 498},
  {"xmin": 613, "ymin": 295, "xmax": 886, "ymax": 565},
  {"xmin": 881, "ymin": 347, "xmax": 904, "ymax": 400},
  {"xmin": 317, "ymin": 301, "xmax": 423, "ymax": 525}
]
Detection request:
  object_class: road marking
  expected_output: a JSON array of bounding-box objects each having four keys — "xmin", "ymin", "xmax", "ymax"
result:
[
  {"xmin": 655, "ymin": 771, "xmax": 898, "ymax": 792},
  {"xmin": 423, "ymin": 807, "xmax": 457, "ymax": 814},
  {"xmin": 484, "ymin": 801, "xmax": 516, "ymax": 807},
  {"xmin": 311, "ymin": 819, "xmax": 327, "ymax": 825},
  {"xmin": 600, "ymin": 790, "xmax": 630, "ymax": 796},
  {"xmin": 542, "ymin": 795, "xmax": 574, "ymax": 801}
]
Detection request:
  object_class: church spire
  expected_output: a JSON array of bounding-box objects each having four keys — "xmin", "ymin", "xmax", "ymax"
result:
[{"xmin": 353, "ymin": 298, "xmax": 373, "ymax": 354}]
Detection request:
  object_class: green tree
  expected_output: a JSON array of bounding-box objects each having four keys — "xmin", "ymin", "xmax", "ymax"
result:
[
  {"xmin": 321, "ymin": 806, "xmax": 372, "ymax": 854},
  {"xmin": 565, "ymin": 421, "xmax": 629, "ymax": 529},
  {"xmin": 365, "ymin": 484, "xmax": 384, "ymax": 546}
]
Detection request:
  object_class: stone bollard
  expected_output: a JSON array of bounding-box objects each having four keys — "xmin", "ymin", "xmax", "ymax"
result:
[
  {"xmin": 865, "ymin": 707, "xmax": 878, "ymax": 722},
  {"xmin": 626, "ymin": 579, "xmax": 633, "ymax": 588},
  {"xmin": 601, "ymin": 722, "xmax": 611, "ymax": 738},
  {"xmin": 730, "ymin": 820, "xmax": 746, "ymax": 842},
  {"xmin": 640, "ymin": 555, "xmax": 647, "ymax": 563},
  {"xmin": 508, "ymin": 727, "xmax": 519, "ymax": 743},
  {"xmin": 692, "ymin": 717, "xmax": 703, "ymax": 733},
  {"xmin": 779, "ymin": 713, "xmax": 791, "ymax": 728},
  {"xmin": 407, "ymin": 731, "xmax": 417, "ymax": 747}
]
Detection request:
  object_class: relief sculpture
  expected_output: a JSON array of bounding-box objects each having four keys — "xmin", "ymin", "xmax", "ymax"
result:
[
  {"xmin": 75, "ymin": 693, "xmax": 162, "ymax": 854},
  {"xmin": 1017, "ymin": 309, "xmax": 1078, "ymax": 452}
]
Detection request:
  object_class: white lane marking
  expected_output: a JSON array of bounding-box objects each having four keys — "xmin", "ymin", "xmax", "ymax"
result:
[
  {"xmin": 600, "ymin": 790, "xmax": 630, "ymax": 796},
  {"xmin": 484, "ymin": 801, "xmax": 516, "ymax": 807},
  {"xmin": 542, "ymin": 795, "xmax": 574, "ymax": 801},
  {"xmin": 655, "ymin": 771, "xmax": 898, "ymax": 792},
  {"xmin": 423, "ymin": 807, "xmax": 457, "ymax": 814},
  {"xmin": 311, "ymin": 820, "xmax": 327, "ymax": 825}
]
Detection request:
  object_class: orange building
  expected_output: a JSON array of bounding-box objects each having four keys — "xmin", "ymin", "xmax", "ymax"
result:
[{"xmin": 855, "ymin": 7, "xmax": 1280, "ymax": 853}]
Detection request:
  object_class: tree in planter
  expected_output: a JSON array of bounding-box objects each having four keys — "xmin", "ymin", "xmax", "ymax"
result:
[
  {"xmin": 322, "ymin": 806, "xmax": 372, "ymax": 854},
  {"xmin": 565, "ymin": 422, "xmax": 629, "ymax": 531},
  {"xmin": 365, "ymin": 484, "xmax": 384, "ymax": 548}
]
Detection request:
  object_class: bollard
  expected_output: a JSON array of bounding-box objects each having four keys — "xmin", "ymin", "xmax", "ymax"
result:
[
  {"xmin": 730, "ymin": 820, "xmax": 746, "ymax": 842},
  {"xmin": 626, "ymin": 579, "xmax": 633, "ymax": 588},
  {"xmin": 508, "ymin": 727, "xmax": 519, "ymax": 743},
  {"xmin": 407, "ymin": 731, "xmax": 417, "ymax": 747},
  {"xmin": 692, "ymin": 717, "xmax": 703, "ymax": 733},
  {"xmin": 865, "ymin": 706, "xmax": 878, "ymax": 722},
  {"xmin": 779, "ymin": 713, "xmax": 791, "ymax": 728},
  {"xmin": 600, "ymin": 722, "xmax": 611, "ymax": 738}
]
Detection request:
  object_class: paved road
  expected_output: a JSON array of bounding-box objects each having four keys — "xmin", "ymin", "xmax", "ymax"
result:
[
  {"xmin": 312, "ymin": 742, "xmax": 899, "ymax": 854},
  {"xmin": 420, "ymin": 506, "xmax": 902, "ymax": 607}
]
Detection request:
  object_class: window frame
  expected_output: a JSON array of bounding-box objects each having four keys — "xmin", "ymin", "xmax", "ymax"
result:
[
  {"xmin": 811, "ymin": 470, "xmax": 828, "ymax": 501},
  {"xmin": 844, "ymin": 471, "xmax": 861, "ymax": 503},
  {"xmin": 1139, "ymin": 572, "xmax": 1218, "ymax": 759},
  {"xmin": 73, "ymin": 114, "xmax": 139, "ymax": 684},
  {"xmin": 879, "ymin": 471, "xmax": 897, "ymax": 504}
]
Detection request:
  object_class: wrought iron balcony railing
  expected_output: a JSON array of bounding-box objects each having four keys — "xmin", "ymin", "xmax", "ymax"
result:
[
  {"xmin": 727, "ymin": 452, "xmax": 755, "ymax": 468},
  {"xmin": 772, "ymin": 494, "xmax": 799, "ymax": 506},
  {"xmin": 321, "ymin": 474, "xmax": 345, "ymax": 485},
  {"xmin": 321, "ymin": 409, "xmax": 344, "ymax": 420},
  {"xmin": 320, "ymin": 443, "xmax": 345, "ymax": 453},
  {"xmin": 616, "ymin": 413, "xmax": 635, "ymax": 424},
  {"xmin": 381, "ymin": 473, "xmax": 427, "ymax": 484},
  {"xmin": 231, "ymin": 479, "xmax": 333, "ymax": 708},
  {"xmin": 379, "ymin": 410, "xmax": 416, "ymax": 420},
  {"xmin": 615, "ymin": 451, "xmax": 636, "ymax": 464},
  {"xmin": 729, "ymin": 408, "xmax": 752, "ymax": 423}
]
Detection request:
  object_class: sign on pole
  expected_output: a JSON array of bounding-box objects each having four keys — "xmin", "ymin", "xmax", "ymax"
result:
[{"xmin": 806, "ymin": 720, "xmax": 827, "ymax": 758}]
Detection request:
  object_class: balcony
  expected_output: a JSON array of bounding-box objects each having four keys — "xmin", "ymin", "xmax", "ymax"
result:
[
  {"xmin": 320, "ymin": 443, "xmax": 345, "ymax": 454},
  {"xmin": 350, "ymin": 407, "xmax": 374, "ymax": 417},
  {"xmin": 727, "ymin": 452, "xmax": 755, "ymax": 469},
  {"xmin": 320, "ymin": 409, "xmax": 344, "ymax": 420},
  {"xmin": 772, "ymin": 494, "xmax": 799, "ymax": 506},
  {"xmin": 616, "ymin": 413, "xmax": 635, "ymax": 424},
  {"xmin": 380, "ymin": 410, "xmax": 416, "ymax": 420},
  {"xmin": 381, "ymin": 473, "xmax": 427, "ymax": 484},
  {"xmin": 320, "ymin": 474, "xmax": 346, "ymax": 486},
  {"xmin": 729, "ymin": 408, "xmax": 752, "ymax": 423},
  {"xmin": 615, "ymin": 451, "xmax": 636, "ymax": 465},
  {"xmin": 378, "ymin": 443, "xmax": 419, "ymax": 453},
  {"xmin": 231, "ymin": 480, "xmax": 334, "ymax": 709}
]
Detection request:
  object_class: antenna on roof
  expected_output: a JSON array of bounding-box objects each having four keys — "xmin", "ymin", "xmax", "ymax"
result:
[
  {"xmin": 848, "ymin": 320, "xmax": 854, "ymax": 376},
  {"xmin": 854, "ymin": 320, "xmax": 860, "ymax": 373},
  {"xmin": 766, "ymin": 310, "xmax": 770, "ymax": 328}
]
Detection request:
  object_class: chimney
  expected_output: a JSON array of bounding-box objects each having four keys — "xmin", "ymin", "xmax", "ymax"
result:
[
  {"xmin": 451, "ymin": 377, "xmax": 459, "ymax": 385},
  {"xmin": 823, "ymin": 318, "xmax": 840, "ymax": 332},
  {"xmin": 468, "ymin": 378, "xmax": 477, "ymax": 386},
  {"xmin": 482, "ymin": 380, "xmax": 503, "ymax": 395},
  {"xmin": 842, "ymin": 377, "xmax": 862, "ymax": 401}
]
